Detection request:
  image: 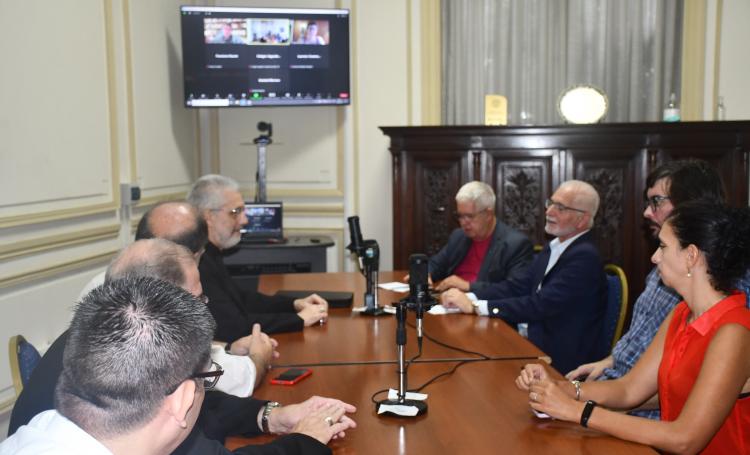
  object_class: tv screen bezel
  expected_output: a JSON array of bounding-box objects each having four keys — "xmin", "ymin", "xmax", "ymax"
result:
[{"xmin": 180, "ymin": 5, "xmax": 351, "ymax": 108}]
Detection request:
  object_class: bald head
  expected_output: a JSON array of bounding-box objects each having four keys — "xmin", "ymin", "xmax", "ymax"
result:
[
  {"xmin": 135, "ymin": 201, "xmax": 208, "ymax": 254},
  {"xmin": 105, "ymin": 239, "xmax": 196, "ymax": 290},
  {"xmin": 557, "ymin": 180, "xmax": 600, "ymax": 225}
]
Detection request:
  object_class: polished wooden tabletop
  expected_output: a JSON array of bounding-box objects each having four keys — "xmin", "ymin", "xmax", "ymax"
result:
[{"xmin": 226, "ymin": 272, "xmax": 656, "ymax": 454}]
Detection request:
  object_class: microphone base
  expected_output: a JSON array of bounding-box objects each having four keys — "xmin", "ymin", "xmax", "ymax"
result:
[
  {"xmin": 375, "ymin": 399, "xmax": 428, "ymax": 417},
  {"xmin": 360, "ymin": 306, "xmax": 389, "ymax": 317}
]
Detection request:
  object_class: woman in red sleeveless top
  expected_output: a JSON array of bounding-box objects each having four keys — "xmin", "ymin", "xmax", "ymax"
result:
[{"xmin": 516, "ymin": 202, "xmax": 750, "ymax": 454}]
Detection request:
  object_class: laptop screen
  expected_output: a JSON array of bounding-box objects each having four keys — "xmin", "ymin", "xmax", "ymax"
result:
[{"xmin": 241, "ymin": 202, "xmax": 283, "ymax": 239}]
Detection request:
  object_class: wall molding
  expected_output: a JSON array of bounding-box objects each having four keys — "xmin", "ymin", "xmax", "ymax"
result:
[
  {"xmin": 0, "ymin": 225, "xmax": 121, "ymax": 262},
  {"xmin": 0, "ymin": 250, "xmax": 118, "ymax": 289},
  {"xmin": 0, "ymin": 0, "xmax": 121, "ymax": 229},
  {"xmin": 283, "ymin": 204, "xmax": 345, "ymax": 216},
  {"xmin": 136, "ymin": 191, "xmax": 189, "ymax": 207}
]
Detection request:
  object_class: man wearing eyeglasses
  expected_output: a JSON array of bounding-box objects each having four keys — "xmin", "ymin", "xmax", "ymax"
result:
[
  {"xmin": 429, "ymin": 181, "xmax": 533, "ymax": 294},
  {"xmin": 441, "ymin": 180, "xmax": 608, "ymax": 374},
  {"xmin": 0, "ymin": 276, "xmax": 217, "ymax": 455},
  {"xmin": 187, "ymin": 175, "xmax": 329, "ymax": 343},
  {"xmin": 6, "ymin": 239, "xmax": 357, "ymax": 454},
  {"xmin": 564, "ymin": 160, "xmax": 740, "ymax": 419}
]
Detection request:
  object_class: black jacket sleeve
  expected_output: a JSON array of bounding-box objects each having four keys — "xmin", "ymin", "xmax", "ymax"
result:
[
  {"xmin": 199, "ymin": 243, "xmax": 304, "ymax": 341},
  {"xmin": 428, "ymin": 229, "xmax": 469, "ymax": 282},
  {"xmin": 174, "ymin": 428, "xmax": 331, "ymax": 455},
  {"xmin": 469, "ymin": 223, "xmax": 534, "ymax": 295}
]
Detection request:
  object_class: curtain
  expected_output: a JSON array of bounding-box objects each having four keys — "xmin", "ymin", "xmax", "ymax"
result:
[{"xmin": 442, "ymin": 0, "xmax": 683, "ymax": 125}]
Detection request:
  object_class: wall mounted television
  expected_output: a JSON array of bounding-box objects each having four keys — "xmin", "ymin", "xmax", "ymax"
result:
[{"xmin": 180, "ymin": 6, "xmax": 350, "ymax": 107}]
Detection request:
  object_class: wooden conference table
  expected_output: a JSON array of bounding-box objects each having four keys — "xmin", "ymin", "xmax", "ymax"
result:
[{"xmin": 226, "ymin": 272, "xmax": 656, "ymax": 454}]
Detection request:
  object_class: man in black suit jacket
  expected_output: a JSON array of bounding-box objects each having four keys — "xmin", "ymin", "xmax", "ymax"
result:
[
  {"xmin": 430, "ymin": 181, "xmax": 533, "ymax": 294},
  {"xmin": 441, "ymin": 180, "xmax": 608, "ymax": 374},
  {"xmin": 187, "ymin": 175, "xmax": 328, "ymax": 342},
  {"xmin": 8, "ymin": 239, "xmax": 356, "ymax": 455}
]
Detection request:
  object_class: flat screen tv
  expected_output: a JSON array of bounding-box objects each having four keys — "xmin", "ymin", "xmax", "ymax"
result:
[{"xmin": 180, "ymin": 6, "xmax": 350, "ymax": 107}]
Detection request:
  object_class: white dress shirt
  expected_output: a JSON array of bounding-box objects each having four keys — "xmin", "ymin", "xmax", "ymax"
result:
[{"xmin": 0, "ymin": 410, "xmax": 111, "ymax": 454}]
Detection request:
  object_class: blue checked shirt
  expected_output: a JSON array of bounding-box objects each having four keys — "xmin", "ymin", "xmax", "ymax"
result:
[{"xmin": 601, "ymin": 267, "xmax": 680, "ymax": 419}]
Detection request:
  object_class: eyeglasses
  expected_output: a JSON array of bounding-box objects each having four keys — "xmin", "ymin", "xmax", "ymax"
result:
[
  {"xmin": 645, "ymin": 195, "xmax": 670, "ymax": 212},
  {"xmin": 191, "ymin": 360, "xmax": 224, "ymax": 390},
  {"xmin": 455, "ymin": 210, "xmax": 487, "ymax": 222},
  {"xmin": 211, "ymin": 207, "xmax": 244, "ymax": 217},
  {"xmin": 545, "ymin": 199, "xmax": 587, "ymax": 214}
]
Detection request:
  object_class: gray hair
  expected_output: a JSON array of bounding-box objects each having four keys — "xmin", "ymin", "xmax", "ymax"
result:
[
  {"xmin": 105, "ymin": 238, "xmax": 195, "ymax": 287},
  {"xmin": 455, "ymin": 181, "xmax": 496, "ymax": 212},
  {"xmin": 186, "ymin": 174, "xmax": 240, "ymax": 211},
  {"xmin": 56, "ymin": 276, "xmax": 215, "ymax": 439},
  {"xmin": 559, "ymin": 180, "xmax": 600, "ymax": 227}
]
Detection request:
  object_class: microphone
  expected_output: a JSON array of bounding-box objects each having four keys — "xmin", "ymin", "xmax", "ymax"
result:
[
  {"xmin": 346, "ymin": 216, "xmax": 365, "ymax": 256},
  {"xmin": 347, "ymin": 215, "xmax": 386, "ymax": 316},
  {"xmin": 408, "ymin": 254, "xmax": 430, "ymax": 305},
  {"xmin": 407, "ymin": 254, "xmax": 435, "ymax": 344}
]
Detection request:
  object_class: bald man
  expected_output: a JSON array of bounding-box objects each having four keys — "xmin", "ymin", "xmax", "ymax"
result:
[{"xmin": 442, "ymin": 180, "xmax": 608, "ymax": 373}]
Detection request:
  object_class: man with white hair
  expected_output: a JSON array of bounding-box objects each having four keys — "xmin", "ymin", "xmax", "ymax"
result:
[
  {"xmin": 442, "ymin": 180, "xmax": 608, "ymax": 374},
  {"xmin": 430, "ymin": 181, "xmax": 533, "ymax": 293},
  {"xmin": 187, "ymin": 175, "xmax": 328, "ymax": 342}
]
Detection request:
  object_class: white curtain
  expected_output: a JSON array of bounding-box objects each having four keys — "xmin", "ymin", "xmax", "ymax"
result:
[{"xmin": 442, "ymin": 0, "xmax": 683, "ymax": 125}]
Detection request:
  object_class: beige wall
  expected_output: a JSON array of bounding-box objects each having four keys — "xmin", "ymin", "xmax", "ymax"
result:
[{"xmin": 716, "ymin": 0, "xmax": 750, "ymax": 119}]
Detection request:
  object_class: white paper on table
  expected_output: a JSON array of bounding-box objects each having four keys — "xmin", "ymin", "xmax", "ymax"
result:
[
  {"xmin": 377, "ymin": 404, "xmax": 420, "ymax": 416},
  {"xmin": 531, "ymin": 408, "xmax": 551, "ymax": 419},
  {"xmin": 378, "ymin": 282, "xmax": 409, "ymax": 292},
  {"xmin": 388, "ymin": 388, "xmax": 428, "ymax": 401},
  {"xmin": 427, "ymin": 305, "xmax": 462, "ymax": 315},
  {"xmin": 352, "ymin": 305, "xmax": 396, "ymax": 314}
]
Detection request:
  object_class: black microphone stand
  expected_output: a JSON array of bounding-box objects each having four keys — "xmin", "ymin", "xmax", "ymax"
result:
[
  {"xmin": 376, "ymin": 254, "xmax": 435, "ymax": 417},
  {"xmin": 360, "ymin": 240, "xmax": 386, "ymax": 316},
  {"xmin": 346, "ymin": 216, "xmax": 387, "ymax": 316},
  {"xmin": 375, "ymin": 300, "xmax": 427, "ymax": 416}
]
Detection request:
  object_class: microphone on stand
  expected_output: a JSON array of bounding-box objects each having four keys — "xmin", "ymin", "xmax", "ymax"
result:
[
  {"xmin": 347, "ymin": 216, "xmax": 386, "ymax": 316},
  {"xmin": 407, "ymin": 254, "xmax": 435, "ymax": 350},
  {"xmin": 376, "ymin": 254, "xmax": 434, "ymax": 417}
]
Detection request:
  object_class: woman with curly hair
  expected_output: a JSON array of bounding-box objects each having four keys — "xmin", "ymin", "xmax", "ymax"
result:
[{"xmin": 516, "ymin": 201, "xmax": 750, "ymax": 454}]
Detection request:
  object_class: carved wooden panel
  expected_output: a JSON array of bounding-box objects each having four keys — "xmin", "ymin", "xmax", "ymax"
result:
[
  {"xmin": 419, "ymin": 164, "xmax": 459, "ymax": 256},
  {"xmin": 494, "ymin": 159, "xmax": 552, "ymax": 244}
]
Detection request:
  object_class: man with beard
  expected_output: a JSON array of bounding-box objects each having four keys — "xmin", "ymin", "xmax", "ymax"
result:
[
  {"xmin": 441, "ymin": 180, "xmax": 607, "ymax": 374},
  {"xmin": 187, "ymin": 175, "xmax": 327, "ymax": 342}
]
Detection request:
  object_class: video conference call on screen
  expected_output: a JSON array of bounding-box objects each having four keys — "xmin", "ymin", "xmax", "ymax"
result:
[{"xmin": 181, "ymin": 6, "xmax": 351, "ymax": 107}]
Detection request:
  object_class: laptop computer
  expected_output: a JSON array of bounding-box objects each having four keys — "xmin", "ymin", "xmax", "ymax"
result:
[{"xmin": 240, "ymin": 201, "xmax": 285, "ymax": 243}]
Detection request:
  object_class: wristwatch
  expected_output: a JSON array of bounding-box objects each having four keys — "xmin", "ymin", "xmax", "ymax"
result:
[
  {"xmin": 470, "ymin": 300, "xmax": 480, "ymax": 314},
  {"xmin": 261, "ymin": 401, "xmax": 281, "ymax": 433}
]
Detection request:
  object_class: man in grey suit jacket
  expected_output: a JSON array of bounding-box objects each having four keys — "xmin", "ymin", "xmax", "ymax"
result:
[{"xmin": 430, "ymin": 181, "xmax": 534, "ymax": 294}]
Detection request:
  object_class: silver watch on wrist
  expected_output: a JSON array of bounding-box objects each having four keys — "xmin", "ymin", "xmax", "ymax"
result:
[{"xmin": 261, "ymin": 401, "xmax": 281, "ymax": 433}]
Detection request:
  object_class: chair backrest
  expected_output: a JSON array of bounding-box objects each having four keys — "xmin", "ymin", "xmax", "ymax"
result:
[
  {"xmin": 603, "ymin": 264, "xmax": 629, "ymax": 351},
  {"xmin": 8, "ymin": 335, "xmax": 41, "ymax": 396}
]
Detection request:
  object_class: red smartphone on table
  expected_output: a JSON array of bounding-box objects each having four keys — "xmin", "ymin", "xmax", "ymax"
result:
[{"xmin": 270, "ymin": 368, "xmax": 312, "ymax": 385}]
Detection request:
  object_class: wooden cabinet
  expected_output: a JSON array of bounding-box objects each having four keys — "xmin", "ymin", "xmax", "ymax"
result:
[{"xmin": 382, "ymin": 121, "xmax": 750, "ymax": 319}]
